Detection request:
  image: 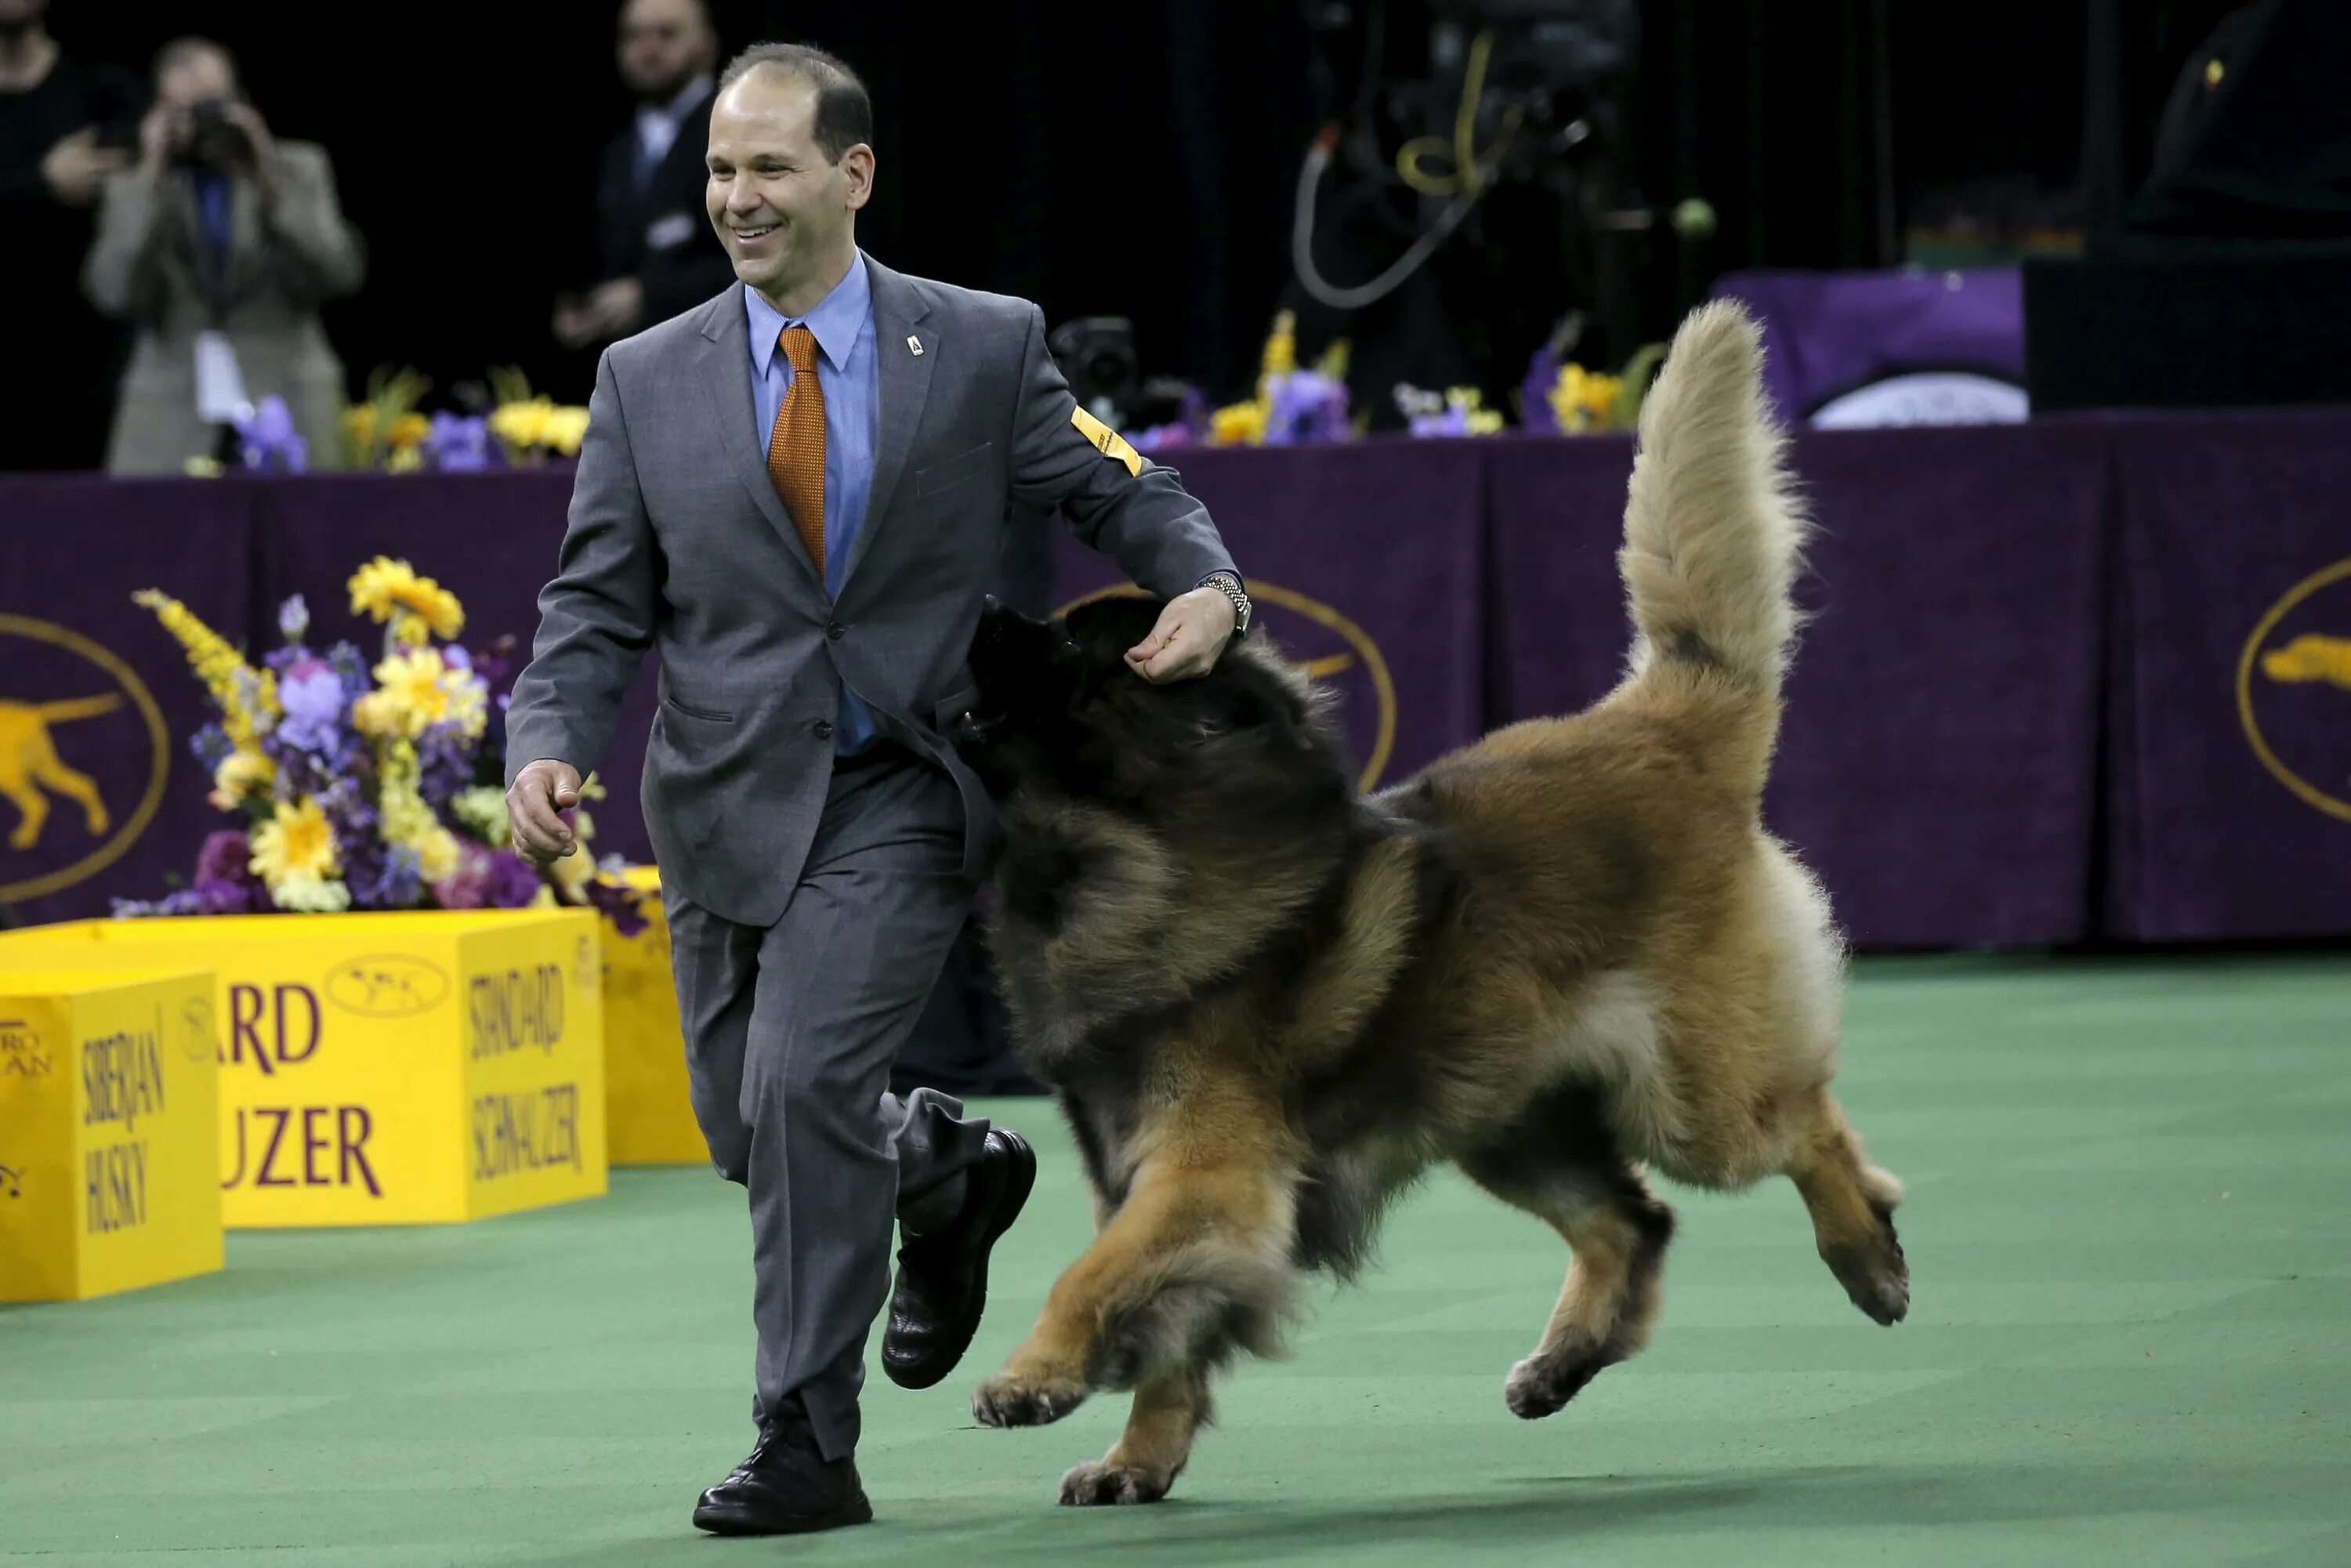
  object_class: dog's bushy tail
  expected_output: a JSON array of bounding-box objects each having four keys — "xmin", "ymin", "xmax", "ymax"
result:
[{"xmin": 1616, "ymin": 301, "xmax": 1807, "ymax": 794}]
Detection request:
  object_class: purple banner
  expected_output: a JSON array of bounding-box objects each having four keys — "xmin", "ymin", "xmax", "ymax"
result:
[
  {"xmin": 2105, "ymin": 409, "xmax": 2351, "ymax": 940},
  {"xmin": 1050, "ymin": 440, "xmax": 1489, "ymax": 791},
  {"xmin": 0, "ymin": 478, "xmax": 255, "ymax": 923},
  {"xmin": 1487, "ymin": 424, "xmax": 2112, "ymax": 948},
  {"xmin": 8, "ymin": 407, "xmax": 2351, "ymax": 947}
]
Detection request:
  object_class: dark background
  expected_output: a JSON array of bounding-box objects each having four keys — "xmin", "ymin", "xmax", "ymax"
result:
[{"xmin": 45, "ymin": 0, "xmax": 2241, "ymax": 407}]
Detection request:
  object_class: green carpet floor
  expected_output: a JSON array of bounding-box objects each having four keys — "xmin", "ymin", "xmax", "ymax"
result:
[{"xmin": 5, "ymin": 954, "xmax": 2349, "ymax": 1566}]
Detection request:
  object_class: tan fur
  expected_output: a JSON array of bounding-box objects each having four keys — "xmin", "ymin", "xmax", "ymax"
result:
[{"xmin": 970, "ymin": 302, "xmax": 1909, "ymax": 1505}]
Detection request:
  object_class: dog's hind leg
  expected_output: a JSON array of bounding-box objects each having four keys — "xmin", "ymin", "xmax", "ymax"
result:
[
  {"xmin": 1786, "ymin": 1085, "xmax": 1908, "ymax": 1324},
  {"xmin": 1057, "ymin": 1360, "xmax": 1213, "ymax": 1507},
  {"xmin": 1458, "ymin": 1080, "xmax": 1675, "ymax": 1420},
  {"xmin": 973, "ymin": 1084, "xmax": 1295, "ymax": 1448}
]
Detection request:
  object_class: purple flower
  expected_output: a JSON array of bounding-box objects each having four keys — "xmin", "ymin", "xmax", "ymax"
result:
[
  {"xmin": 426, "ymin": 412, "xmax": 496, "ymax": 473},
  {"xmin": 581, "ymin": 875, "xmax": 650, "ymax": 938},
  {"xmin": 276, "ymin": 659, "xmax": 350, "ymax": 756},
  {"xmin": 278, "ymin": 594, "xmax": 311, "ymax": 644},
  {"xmin": 1520, "ymin": 342, "xmax": 1563, "ymax": 434},
  {"xmin": 1128, "ymin": 423, "xmax": 1194, "ymax": 452},
  {"xmin": 113, "ymin": 889, "xmax": 210, "ymax": 918},
  {"xmin": 347, "ymin": 840, "xmax": 423, "ymax": 911},
  {"xmin": 416, "ymin": 726, "xmax": 476, "ymax": 809},
  {"xmin": 1264, "ymin": 370, "xmax": 1349, "ymax": 445},
  {"xmin": 485, "ymin": 850, "xmax": 545, "ymax": 909},
  {"xmin": 195, "ymin": 829, "xmax": 252, "ymax": 885},
  {"xmin": 190, "ymin": 723, "xmax": 233, "ymax": 770},
  {"xmin": 431, "ymin": 844, "xmax": 539, "ymax": 911},
  {"xmin": 236, "ymin": 396, "xmax": 308, "ymax": 473}
]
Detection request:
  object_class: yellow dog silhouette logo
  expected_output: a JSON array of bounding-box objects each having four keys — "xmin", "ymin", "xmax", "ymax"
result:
[
  {"xmin": 2259, "ymin": 632, "xmax": 2351, "ymax": 690},
  {"xmin": 2238, "ymin": 559, "xmax": 2351, "ymax": 824},
  {"xmin": 0, "ymin": 614, "xmax": 170, "ymax": 905},
  {"xmin": 2, "ymin": 693, "xmax": 123, "ymax": 849}
]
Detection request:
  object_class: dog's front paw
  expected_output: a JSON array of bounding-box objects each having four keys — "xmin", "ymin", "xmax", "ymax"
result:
[
  {"xmin": 1059, "ymin": 1458, "xmax": 1172, "ymax": 1506},
  {"xmin": 973, "ymin": 1372, "xmax": 1089, "ymax": 1429},
  {"xmin": 1504, "ymin": 1346, "xmax": 1613, "ymax": 1420}
]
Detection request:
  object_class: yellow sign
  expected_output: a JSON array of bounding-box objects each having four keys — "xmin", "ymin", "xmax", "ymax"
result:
[
  {"xmin": 1058, "ymin": 580, "xmax": 1399, "ymax": 789},
  {"xmin": 2238, "ymin": 556, "xmax": 2351, "ymax": 824},
  {"xmin": 0, "ymin": 910, "xmax": 607, "ymax": 1226},
  {"xmin": 602, "ymin": 865, "xmax": 705, "ymax": 1164},
  {"xmin": 0, "ymin": 966, "xmax": 223, "ymax": 1301},
  {"xmin": 0, "ymin": 614, "xmax": 171, "ymax": 904}
]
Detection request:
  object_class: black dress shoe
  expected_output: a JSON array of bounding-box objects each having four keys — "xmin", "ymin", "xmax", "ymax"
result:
[
  {"xmin": 691, "ymin": 1400, "xmax": 872, "ymax": 1537},
  {"xmin": 882, "ymin": 1127, "xmax": 1037, "ymax": 1390}
]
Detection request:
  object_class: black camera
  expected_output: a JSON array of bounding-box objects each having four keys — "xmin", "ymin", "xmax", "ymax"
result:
[{"xmin": 180, "ymin": 97, "xmax": 254, "ymax": 171}]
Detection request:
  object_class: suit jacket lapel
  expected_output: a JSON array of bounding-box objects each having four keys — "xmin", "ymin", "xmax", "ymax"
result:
[
  {"xmin": 694, "ymin": 290, "xmax": 826, "ymax": 595},
  {"xmin": 841, "ymin": 258, "xmax": 935, "ymax": 592}
]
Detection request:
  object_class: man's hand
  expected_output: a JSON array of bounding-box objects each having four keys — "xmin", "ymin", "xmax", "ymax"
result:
[
  {"xmin": 41, "ymin": 128, "xmax": 129, "ymax": 206},
  {"xmin": 553, "ymin": 278, "xmax": 646, "ymax": 349},
  {"xmin": 135, "ymin": 103, "xmax": 182, "ymax": 179},
  {"xmin": 507, "ymin": 759, "xmax": 584, "ymax": 865},
  {"xmin": 221, "ymin": 101, "xmax": 277, "ymax": 170},
  {"xmin": 1125, "ymin": 586, "xmax": 1237, "ymax": 683}
]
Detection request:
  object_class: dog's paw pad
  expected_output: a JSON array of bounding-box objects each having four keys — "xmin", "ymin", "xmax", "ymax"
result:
[
  {"xmin": 973, "ymin": 1375, "xmax": 1089, "ymax": 1429},
  {"xmin": 1504, "ymin": 1349, "xmax": 1610, "ymax": 1420},
  {"xmin": 1059, "ymin": 1460, "xmax": 1169, "ymax": 1506}
]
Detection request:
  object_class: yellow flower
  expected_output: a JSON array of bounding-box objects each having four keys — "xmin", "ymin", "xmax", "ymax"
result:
[
  {"xmin": 386, "ymin": 412, "xmax": 431, "ymax": 449},
  {"xmin": 415, "ymin": 826, "xmax": 462, "ymax": 882},
  {"xmin": 348, "ymin": 556, "xmax": 464, "ymax": 644},
  {"xmin": 250, "ymin": 797, "xmax": 339, "ymax": 885},
  {"xmin": 490, "ymin": 397, "xmax": 553, "ymax": 450},
  {"xmin": 367, "ymin": 646, "xmax": 487, "ymax": 740},
  {"xmin": 209, "ymin": 749, "xmax": 275, "ymax": 811},
  {"xmin": 1549, "ymin": 364, "xmax": 1623, "ymax": 434},
  {"xmin": 343, "ymin": 403, "xmax": 379, "ymax": 455},
  {"xmin": 540, "ymin": 405, "xmax": 591, "ymax": 454},
  {"xmin": 270, "ymin": 874, "xmax": 351, "ymax": 913},
  {"xmin": 1211, "ymin": 400, "xmax": 1266, "ymax": 447},
  {"xmin": 134, "ymin": 589, "xmax": 278, "ymax": 751},
  {"xmin": 375, "ymin": 738, "xmax": 462, "ymax": 883}
]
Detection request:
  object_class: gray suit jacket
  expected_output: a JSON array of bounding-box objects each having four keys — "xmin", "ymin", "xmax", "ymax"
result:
[
  {"xmin": 505, "ymin": 257, "xmax": 1237, "ymax": 926},
  {"xmin": 84, "ymin": 142, "xmax": 364, "ymax": 474}
]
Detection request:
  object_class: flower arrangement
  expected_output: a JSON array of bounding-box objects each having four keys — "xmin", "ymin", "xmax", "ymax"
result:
[
  {"xmin": 120, "ymin": 556, "xmax": 647, "ymax": 934},
  {"xmin": 1518, "ymin": 338, "xmax": 1667, "ymax": 435},
  {"xmin": 335, "ymin": 365, "xmax": 589, "ymax": 476},
  {"xmin": 1197, "ymin": 311, "xmax": 1352, "ymax": 449},
  {"xmin": 1394, "ymin": 383, "xmax": 1505, "ymax": 436}
]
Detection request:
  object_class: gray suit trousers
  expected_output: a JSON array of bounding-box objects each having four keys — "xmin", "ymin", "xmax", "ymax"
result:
[{"xmin": 665, "ymin": 751, "xmax": 989, "ymax": 1460}]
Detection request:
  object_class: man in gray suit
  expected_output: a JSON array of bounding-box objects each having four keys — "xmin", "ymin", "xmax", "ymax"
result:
[{"xmin": 503, "ymin": 42, "xmax": 1249, "ymax": 1537}]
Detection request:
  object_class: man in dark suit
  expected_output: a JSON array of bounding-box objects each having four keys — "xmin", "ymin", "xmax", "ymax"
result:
[
  {"xmin": 553, "ymin": 0, "xmax": 735, "ymax": 351},
  {"xmin": 504, "ymin": 42, "xmax": 1250, "ymax": 1538}
]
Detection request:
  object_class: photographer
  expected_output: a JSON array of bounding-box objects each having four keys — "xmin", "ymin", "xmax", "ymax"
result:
[
  {"xmin": 0, "ymin": 0, "xmax": 142, "ymax": 470},
  {"xmin": 84, "ymin": 36, "xmax": 363, "ymax": 474}
]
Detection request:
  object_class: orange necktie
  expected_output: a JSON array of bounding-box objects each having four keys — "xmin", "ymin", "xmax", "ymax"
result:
[{"xmin": 766, "ymin": 324, "xmax": 827, "ymax": 574}]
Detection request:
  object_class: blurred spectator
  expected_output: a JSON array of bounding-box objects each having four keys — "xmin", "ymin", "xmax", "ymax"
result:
[
  {"xmin": 0, "ymin": 0, "xmax": 142, "ymax": 471},
  {"xmin": 84, "ymin": 37, "xmax": 363, "ymax": 474},
  {"xmin": 553, "ymin": 0, "xmax": 732, "ymax": 350}
]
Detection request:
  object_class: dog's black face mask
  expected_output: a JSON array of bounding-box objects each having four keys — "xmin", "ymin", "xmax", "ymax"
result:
[{"xmin": 958, "ymin": 594, "xmax": 1349, "ymax": 811}]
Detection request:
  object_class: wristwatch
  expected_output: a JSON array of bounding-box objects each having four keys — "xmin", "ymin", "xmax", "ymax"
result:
[{"xmin": 1200, "ymin": 570, "xmax": 1252, "ymax": 638}]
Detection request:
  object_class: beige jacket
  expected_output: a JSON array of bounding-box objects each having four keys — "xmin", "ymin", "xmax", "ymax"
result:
[{"xmin": 84, "ymin": 140, "xmax": 364, "ymax": 474}]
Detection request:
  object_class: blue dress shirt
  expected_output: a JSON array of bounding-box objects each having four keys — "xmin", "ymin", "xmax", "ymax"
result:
[{"xmin": 744, "ymin": 254, "xmax": 880, "ymax": 755}]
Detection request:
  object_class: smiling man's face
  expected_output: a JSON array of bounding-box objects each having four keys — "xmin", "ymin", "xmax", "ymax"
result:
[{"xmin": 704, "ymin": 66, "xmax": 872, "ymax": 313}]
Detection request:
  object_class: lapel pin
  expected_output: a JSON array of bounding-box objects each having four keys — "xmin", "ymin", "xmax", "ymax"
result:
[{"xmin": 907, "ymin": 334, "xmax": 924, "ymax": 357}]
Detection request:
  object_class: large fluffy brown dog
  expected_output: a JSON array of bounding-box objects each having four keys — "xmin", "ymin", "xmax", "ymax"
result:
[{"xmin": 951, "ymin": 302, "xmax": 1909, "ymax": 1507}]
